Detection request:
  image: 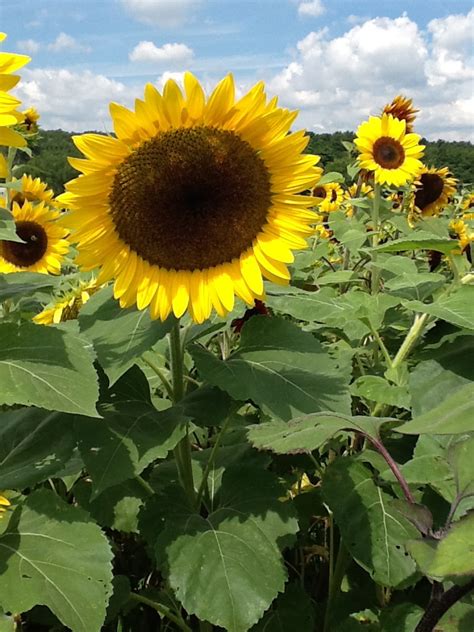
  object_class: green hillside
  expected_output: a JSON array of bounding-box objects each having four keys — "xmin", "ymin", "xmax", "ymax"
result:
[{"xmin": 15, "ymin": 128, "xmax": 474, "ymax": 194}]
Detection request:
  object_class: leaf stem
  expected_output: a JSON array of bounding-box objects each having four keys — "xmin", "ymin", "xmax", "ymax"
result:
[
  {"xmin": 370, "ymin": 182, "xmax": 382, "ymax": 294},
  {"xmin": 323, "ymin": 542, "xmax": 351, "ymax": 632},
  {"xmin": 391, "ymin": 312, "xmax": 430, "ymax": 370},
  {"xmin": 414, "ymin": 578, "xmax": 474, "ymax": 632},
  {"xmin": 129, "ymin": 592, "xmax": 191, "ymax": 632},
  {"xmin": 169, "ymin": 320, "xmax": 196, "ymax": 505},
  {"xmin": 366, "ymin": 435, "xmax": 415, "ymax": 504},
  {"xmin": 368, "ymin": 324, "xmax": 393, "ymax": 368},
  {"xmin": 135, "ymin": 475, "xmax": 154, "ymax": 496},
  {"xmin": 141, "ymin": 352, "xmax": 174, "ymax": 400},
  {"xmin": 195, "ymin": 415, "xmax": 232, "ymax": 508}
]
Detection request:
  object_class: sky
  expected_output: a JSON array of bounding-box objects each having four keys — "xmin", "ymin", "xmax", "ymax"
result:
[{"xmin": 2, "ymin": 0, "xmax": 473, "ymax": 140}]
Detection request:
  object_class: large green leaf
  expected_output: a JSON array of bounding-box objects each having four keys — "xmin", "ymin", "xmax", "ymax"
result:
[
  {"xmin": 248, "ymin": 412, "xmax": 389, "ymax": 455},
  {"xmin": 404, "ymin": 286, "xmax": 474, "ymax": 331},
  {"xmin": 0, "ymin": 407, "xmax": 75, "ymax": 489},
  {"xmin": 322, "ymin": 459, "xmax": 418, "ymax": 587},
  {"xmin": 155, "ymin": 468, "xmax": 297, "ymax": 632},
  {"xmin": 78, "ymin": 286, "xmax": 175, "ymax": 384},
  {"xmin": 251, "ymin": 582, "xmax": 314, "ymax": 632},
  {"xmin": 75, "ymin": 368, "xmax": 190, "ymax": 497},
  {"xmin": 372, "ymin": 234, "xmax": 458, "ymax": 254},
  {"xmin": 409, "ymin": 359, "xmax": 470, "ymax": 417},
  {"xmin": 0, "ymin": 490, "xmax": 113, "ymax": 632},
  {"xmin": 0, "ymin": 272, "xmax": 61, "ymax": 301},
  {"xmin": 385, "ymin": 272, "xmax": 445, "ymax": 301},
  {"xmin": 0, "ymin": 321, "xmax": 99, "ymax": 416},
  {"xmin": 191, "ymin": 317, "xmax": 351, "ymax": 421},
  {"xmin": 407, "ymin": 512, "xmax": 474, "ymax": 580},
  {"xmin": 351, "ymin": 376, "xmax": 410, "ymax": 409},
  {"xmin": 398, "ymin": 383, "xmax": 474, "ymax": 434}
]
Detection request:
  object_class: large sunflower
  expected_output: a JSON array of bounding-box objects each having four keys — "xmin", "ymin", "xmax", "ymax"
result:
[
  {"xmin": 61, "ymin": 73, "xmax": 321, "ymax": 322},
  {"xmin": 413, "ymin": 166, "xmax": 457, "ymax": 217},
  {"xmin": 0, "ymin": 200, "xmax": 69, "ymax": 274},
  {"xmin": 0, "ymin": 33, "xmax": 30, "ymax": 148},
  {"xmin": 354, "ymin": 113, "xmax": 424, "ymax": 186},
  {"xmin": 312, "ymin": 182, "xmax": 343, "ymax": 213}
]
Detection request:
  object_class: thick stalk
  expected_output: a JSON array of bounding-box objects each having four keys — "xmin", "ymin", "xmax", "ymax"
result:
[
  {"xmin": 129, "ymin": 593, "xmax": 191, "ymax": 632},
  {"xmin": 170, "ymin": 321, "xmax": 196, "ymax": 505},
  {"xmin": 391, "ymin": 313, "xmax": 429, "ymax": 370},
  {"xmin": 323, "ymin": 543, "xmax": 351, "ymax": 632},
  {"xmin": 370, "ymin": 182, "xmax": 382, "ymax": 294}
]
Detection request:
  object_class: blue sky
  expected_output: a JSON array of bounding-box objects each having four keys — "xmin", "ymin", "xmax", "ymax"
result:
[{"xmin": 2, "ymin": 0, "xmax": 473, "ymax": 139}]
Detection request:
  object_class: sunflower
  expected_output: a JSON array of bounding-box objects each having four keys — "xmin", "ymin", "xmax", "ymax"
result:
[
  {"xmin": 21, "ymin": 106, "xmax": 40, "ymax": 132},
  {"xmin": 354, "ymin": 113, "xmax": 424, "ymax": 186},
  {"xmin": 382, "ymin": 95, "xmax": 418, "ymax": 134},
  {"xmin": 312, "ymin": 182, "xmax": 343, "ymax": 213},
  {"xmin": 34, "ymin": 278, "xmax": 98, "ymax": 325},
  {"xmin": 462, "ymin": 193, "xmax": 474, "ymax": 219},
  {"xmin": 0, "ymin": 200, "xmax": 69, "ymax": 274},
  {"xmin": 413, "ymin": 166, "xmax": 457, "ymax": 217},
  {"xmin": 449, "ymin": 218, "xmax": 473, "ymax": 256},
  {"xmin": 0, "ymin": 494, "xmax": 10, "ymax": 518},
  {"xmin": 8, "ymin": 174, "xmax": 56, "ymax": 208},
  {"xmin": 60, "ymin": 73, "xmax": 321, "ymax": 323},
  {"xmin": 0, "ymin": 33, "xmax": 30, "ymax": 148}
]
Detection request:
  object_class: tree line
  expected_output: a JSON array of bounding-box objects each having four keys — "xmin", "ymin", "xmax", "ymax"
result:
[{"xmin": 14, "ymin": 128, "xmax": 474, "ymax": 194}]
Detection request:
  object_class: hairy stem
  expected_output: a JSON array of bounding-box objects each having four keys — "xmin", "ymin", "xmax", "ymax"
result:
[
  {"xmin": 415, "ymin": 578, "xmax": 474, "ymax": 632},
  {"xmin": 129, "ymin": 592, "xmax": 191, "ymax": 632},
  {"xmin": 367, "ymin": 435, "xmax": 415, "ymax": 504}
]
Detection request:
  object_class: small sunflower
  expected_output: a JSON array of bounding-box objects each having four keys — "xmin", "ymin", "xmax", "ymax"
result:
[
  {"xmin": 34, "ymin": 278, "xmax": 98, "ymax": 325},
  {"xmin": 0, "ymin": 33, "xmax": 30, "ymax": 148},
  {"xmin": 61, "ymin": 73, "xmax": 321, "ymax": 323},
  {"xmin": 462, "ymin": 193, "xmax": 474, "ymax": 218},
  {"xmin": 382, "ymin": 95, "xmax": 418, "ymax": 134},
  {"xmin": 354, "ymin": 113, "xmax": 424, "ymax": 186},
  {"xmin": 413, "ymin": 166, "xmax": 457, "ymax": 217},
  {"xmin": 0, "ymin": 494, "xmax": 10, "ymax": 518},
  {"xmin": 450, "ymin": 218, "xmax": 473, "ymax": 256},
  {"xmin": 8, "ymin": 174, "xmax": 56, "ymax": 208},
  {"xmin": 0, "ymin": 200, "xmax": 69, "ymax": 274},
  {"xmin": 21, "ymin": 106, "xmax": 40, "ymax": 133},
  {"xmin": 312, "ymin": 182, "xmax": 343, "ymax": 213}
]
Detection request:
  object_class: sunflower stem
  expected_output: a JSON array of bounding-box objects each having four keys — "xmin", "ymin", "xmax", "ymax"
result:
[
  {"xmin": 370, "ymin": 181, "xmax": 382, "ymax": 294},
  {"xmin": 129, "ymin": 592, "xmax": 191, "ymax": 632},
  {"xmin": 169, "ymin": 320, "xmax": 196, "ymax": 506}
]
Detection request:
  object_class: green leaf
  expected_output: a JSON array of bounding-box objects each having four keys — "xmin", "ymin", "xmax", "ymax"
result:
[
  {"xmin": 404, "ymin": 286, "xmax": 474, "ymax": 331},
  {"xmin": 398, "ymin": 383, "xmax": 474, "ymax": 434},
  {"xmin": 0, "ymin": 321, "xmax": 99, "ymax": 416},
  {"xmin": 385, "ymin": 272, "xmax": 445, "ymax": 301},
  {"xmin": 0, "ymin": 272, "xmax": 61, "ymax": 301},
  {"xmin": 0, "ymin": 407, "xmax": 75, "ymax": 489},
  {"xmin": 248, "ymin": 412, "xmax": 389, "ymax": 455},
  {"xmin": 251, "ymin": 582, "xmax": 315, "ymax": 632},
  {"xmin": 317, "ymin": 171, "xmax": 345, "ymax": 185},
  {"xmin": 372, "ymin": 234, "xmax": 458, "ymax": 254},
  {"xmin": 74, "ymin": 478, "xmax": 148, "ymax": 533},
  {"xmin": 409, "ymin": 359, "xmax": 470, "ymax": 417},
  {"xmin": 0, "ymin": 208, "xmax": 24, "ymax": 243},
  {"xmin": 190, "ymin": 317, "xmax": 351, "ymax": 421},
  {"xmin": 407, "ymin": 512, "xmax": 474, "ymax": 580},
  {"xmin": 181, "ymin": 384, "xmax": 233, "ymax": 427},
  {"xmin": 351, "ymin": 376, "xmax": 410, "ymax": 409},
  {"xmin": 79, "ymin": 286, "xmax": 175, "ymax": 384},
  {"xmin": 0, "ymin": 610, "xmax": 15, "ymax": 632},
  {"xmin": 448, "ymin": 435, "xmax": 474, "ymax": 500},
  {"xmin": 155, "ymin": 468, "xmax": 297, "ymax": 632},
  {"xmin": 322, "ymin": 459, "xmax": 418, "ymax": 587},
  {"xmin": 0, "ymin": 490, "xmax": 113, "ymax": 632},
  {"xmin": 75, "ymin": 368, "xmax": 190, "ymax": 497},
  {"xmin": 379, "ymin": 603, "xmax": 423, "ymax": 632}
]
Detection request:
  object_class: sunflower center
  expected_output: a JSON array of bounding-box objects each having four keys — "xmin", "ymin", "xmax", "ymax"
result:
[
  {"xmin": 1, "ymin": 220, "xmax": 48, "ymax": 267},
  {"xmin": 414, "ymin": 173, "xmax": 444, "ymax": 209},
  {"xmin": 109, "ymin": 126, "xmax": 272, "ymax": 270},
  {"xmin": 313, "ymin": 187, "xmax": 326, "ymax": 199},
  {"xmin": 372, "ymin": 137, "xmax": 405, "ymax": 169},
  {"xmin": 330, "ymin": 189, "xmax": 338, "ymax": 202}
]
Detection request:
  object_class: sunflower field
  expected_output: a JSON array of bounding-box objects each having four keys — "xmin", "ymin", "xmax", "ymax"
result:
[{"xmin": 1, "ymin": 33, "xmax": 474, "ymax": 632}]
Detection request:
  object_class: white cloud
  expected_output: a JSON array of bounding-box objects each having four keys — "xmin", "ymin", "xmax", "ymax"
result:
[
  {"xmin": 129, "ymin": 41, "xmax": 194, "ymax": 65},
  {"xmin": 47, "ymin": 33, "xmax": 91, "ymax": 53},
  {"xmin": 17, "ymin": 39, "xmax": 41, "ymax": 54},
  {"xmin": 267, "ymin": 13, "xmax": 474, "ymax": 141},
  {"xmin": 297, "ymin": 1, "xmax": 325, "ymax": 18},
  {"xmin": 14, "ymin": 69, "xmax": 129, "ymax": 131},
  {"xmin": 121, "ymin": 0, "xmax": 200, "ymax": 27}
]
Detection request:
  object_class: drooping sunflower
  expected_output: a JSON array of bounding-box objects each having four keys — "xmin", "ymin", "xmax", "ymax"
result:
[
  {"xmin": 354, "ymin": 113, "xmax": 424, "ymax": 186},
  {"xmin": 61, "ymin": 73, "xmax": 321, "ymax": 323},
  {"xmin": 34, "ymin": 277, "xmax": 98, "ymax": 325},
  {"xmin": 0, "ymin": 200, "xmax": 69, "ymax": 274},
  {"xmin": 7, "ymin": 174, "xmax": 56, "ymax": 208},
  {"xmin": 0, "ymin": 33, "xmax": 30, "ymax": 148},
  {"xmin": 0, "ymin": 494, "xmax": 11, "ymax": 518},
  {"xmin": 413, "ymin": 166, "xmax": 457, "ymax": 217},
  {"xmin": 450, "ymin": 218, "xmax": 473, "ymax": 257},
  {"xmin": 312, "ymin": 182, "xmax": 343, "ymax": 213},
  {"xmin": 382, "ymin": 95, "xmax": 418, "ymax": 134}
]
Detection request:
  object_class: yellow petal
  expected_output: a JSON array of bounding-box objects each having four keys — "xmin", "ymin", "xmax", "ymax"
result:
[
  {"xmin": 240, "ymin": 249, "xmax": 264, "ymax": 294},
  {"xmin": 171, "ymin": 269, "xmax": 190, "ymax": 317}
]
